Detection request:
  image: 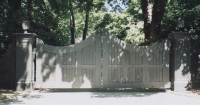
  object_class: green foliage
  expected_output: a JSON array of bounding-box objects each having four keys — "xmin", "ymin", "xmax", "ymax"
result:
[
  {"xmin": 161, "ymin": 0, "xmax": 200, "ymax": 39},
  {"xmin": 30, "ymin": 0, "xmax": 70, "ymax": 46},
  {"xmin": 2, "ymin": 0, "xmax": 200, "ymax": 58},
  {"xmin": 93, "ymin": 11, "xmax": 144, "ymax": 45},
  {"xmin": 0, "ymin": 0, "xmax": 23, "ymax": 57}
]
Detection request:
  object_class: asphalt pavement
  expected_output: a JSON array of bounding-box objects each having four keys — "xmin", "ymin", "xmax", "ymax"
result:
[{"xmin": 0, "ymin": 91, "xmax": 200, "ymax": 105}]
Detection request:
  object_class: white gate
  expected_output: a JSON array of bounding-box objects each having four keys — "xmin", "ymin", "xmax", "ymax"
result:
[
  {"xmin": 35, "ymin": 32, "xmax": 101, "ymax": 89},
  {"xmin": 101, "ymin": 29, "xmax": 170, "ymax": 88},
  {"xmin": 35, "ymin": 29, "xmax": 170, "ymax": 89}
]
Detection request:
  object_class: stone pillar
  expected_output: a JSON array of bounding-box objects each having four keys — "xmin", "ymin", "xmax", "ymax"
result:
[
  {"xmin": 14, "ymin": 33, "xmax": 36, "ymax": 91},
  {"xmin": 169, "ymin": 32, "xmax": 192, "ymax": 91}
]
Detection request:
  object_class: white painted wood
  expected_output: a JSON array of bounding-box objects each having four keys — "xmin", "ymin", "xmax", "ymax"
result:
[
  {"xmin": 36, "ymin": 32, "xmax": 102, "ymax": 89},
  {"xmin": 102, "ymin": 30, "xmax": 170, "ymax": 88},
  {"xmin": 36, "ymin": 29, "xmax": 170, "ymax": 89}
]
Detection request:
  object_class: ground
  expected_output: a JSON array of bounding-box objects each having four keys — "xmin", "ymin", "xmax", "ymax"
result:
[{"xmin": 0, "ymin": 89, "xmax": 200, "ymax": 105}]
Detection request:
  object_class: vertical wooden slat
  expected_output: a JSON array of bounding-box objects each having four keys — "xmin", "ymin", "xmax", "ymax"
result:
[
  {"xmin": 86, "ymin": 46, "xmax": 89, "ymax": 65},
  {"xmin": 89, "ymin": 67, "xmax": 91, "ymax": 81},
  {"xmin": 154, "ymin": 68, "xmax": 156, "ymax": 82},
  {"xmin": 62, "ymin": 68, "xmax": 65, "ymax": 81},
  {"xmin": 91, "ymin": 68, "xmax": 93, "ymax": 82},
  {"xmin": 133, "ymin": 52, "xmax": 135, "ymax": 65},
  {"xmin": 118, "ymin": 49, "xmax": 120, "ymax": 65},
  {"xmin": 130, "ymin": 52, "xmax": 132, "ymax": 65},
  {"xmin": 115, "ymin": 68, "xmax": 118, "ymax": 82},
  {"xmin": 129, "ymin": 68, "xmax": 132, "ymax": 82},
  {"xmin": 157, "ymin": 52, "xmax": 159, "ymax": 64},
  {"xmin": 136, "ymin": 68, "xmax": 138, "ymax": 82},
  {"xmin": 68, "ymin": 53, "xmax": 70, "ymax": 65},
  {"xmin": 135, "ymin": 52, "xmax": 137, "ymax": 65},
  {"xmin": 66, "ymin": 68, "xmax": 68, "ymax": 82},
  {"xmin": 71, "ymin": 52, "xmax": 76, "ymax": 65},
  {"xmin": 157, "ymin": 52, "xmax": 159, "ymax": 65},
  {"xmin": 160, "ymin": 68, "xmax": 162, "ymax": 82},
  {"xmin": 82, "ymin": 47, "xmax": 85, "ymax": 65},
  {"xmin": 137, "ymin": 68, "xmax": 139, "ymax": 82},
  {"xmin": 89, "ymin": 44, "xmax": 91, "ymax": 65},
  {"xmin": 88, "ymin": 67, "xmax": 90, "ymax": 81},
  {"xmin": 109, "ymin": 67, "xmax": 111, "ymax": 82},
  {"xmin": 160, "ymin": 68, "xmax": 163, "ymax": 82},
  {"xmin": 64, "ymin": 68, "xmax": 66, "ymax": 81},
  {"xmin": 111, "ymin": 68, "xmax": 113, "ymax": 82},
  {"xmin": 69, "ymin": 52, "xmax": 71, "ymax": 65},
  {"xmin": 66, "ymin": 53, "xmax": 68, "ymax": 64},
  {"xmin": 152, "ymin": 52, "xmax": 154, "ymax": 65},
  {"xmin": 153, "ymin": 68, "xmax": 155, "ymax": 82},
  {"xmin": 113, "ymin": 44, "xmax": 115, "ymax": 65},
  {"xmin": 133, "ymin": 68, "xmax": 136, "ymax": 82},
  {"xmin": 91, "ymin": 43, "xmax": 93, "ymax": 65},
  {"xmin": 158, "ymin": 68, "xmax": 160, "ymax": 82},
  {"xmin": 114, "ymin": 45, "xmax": 117, "ymax": 65},
  {"xmin": 151, "ymin": 68, "xmax": 153, "ymax": 82},
  {"xmin": 69, "ymin": 68, "xmax": 71, "ymax": 82},
  {"xmin": 160, "ymin": 51, "xmax": 163, "ymax": 65},
  {"xmin": 141, "ymin": 67, "xmax": 143, "ymax": 82},
  {"xmin": 111, "ymin": 43, "xmax": 113, "ymax": 65},
  {"xmin": 93, "ymin": 68, "xmax": 96, "ymax": 82},
  {"xmin": 156, "ymin": 68, "xmax": 158, "ymax": 82},
  {"xmin": 108, "ymin": 43, "xmax": 110, "ymax": 65},
  {"xmin": 155, "ymin": 52, "xmax": 157, "ymax": 65},
  {"xmin": 85, "ymin": 46, "xmax": 87, "ymax": 65},
  {"xmin": 88, "ymin": 45, "xmax": 90, "ymax": 65},
  {"xmin": 119, "ymin": 68, "xmax": 122, "ymax": 82},
  {"xmin": 111, "ymin": 68, "xmax": 114, "ymax": 82}
]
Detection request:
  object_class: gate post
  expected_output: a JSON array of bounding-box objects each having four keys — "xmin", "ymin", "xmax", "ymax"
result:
[
  {"xmin": 13, "ymin": 33, "xmax": 36, "ymax": 91},
  {"xmin": 169, "ymin": 32, "xmax": 193, "ymax": 91}
]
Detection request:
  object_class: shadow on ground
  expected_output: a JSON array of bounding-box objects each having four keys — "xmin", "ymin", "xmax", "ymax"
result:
[
  {"xmin": 90, "ymin": 92, "xmax": 160, "ymax": 98},
  {"xmin": 0, "ymin": 92, "xmax": 43, "ymax": 105}
]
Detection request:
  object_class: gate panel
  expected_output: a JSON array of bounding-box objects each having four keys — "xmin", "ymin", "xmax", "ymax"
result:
[
  {"xmin": 102, "ymin": 29, "xmax": 170, "ymax": 88},
  {"xmin": 35, "ymin": 32, "xmax": 101, "ymax": 89}
]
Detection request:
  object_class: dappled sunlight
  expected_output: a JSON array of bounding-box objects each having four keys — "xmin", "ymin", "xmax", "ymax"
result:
[
  {"xmin": 35, "ymin": 30, "xmax": 101, "ymax": 89},
  {"xmin": 80, "ymin": 74, "xmax": 92, "ymax": 88},
  {"xmin": 102, "ymin": 29, "xmax": 170, "ymax": 88},
  {"xmin": 90, "ymin": 92, "xmax": 158, "ymax": 98}
]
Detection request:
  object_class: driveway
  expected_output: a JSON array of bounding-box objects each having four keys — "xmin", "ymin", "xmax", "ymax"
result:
[{"xmin": 1, "ymin": 91, "xmax": 200, "ymax": 105}]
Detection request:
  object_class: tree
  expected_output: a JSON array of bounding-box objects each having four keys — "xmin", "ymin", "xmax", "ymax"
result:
[
  {"xmin": 69, "ymin": 0, "xmax": 76, "ymax": 44},
  {"xmin": 141, "ymin": 0, "xmax": 167, "ymax": 41},
  {"xmin": 82, "ymin": 0, "xmax": 93, "ymax": 40},
  {"xmin": 0, "ymin": 0, "xmax": 23, "ymax": 57},
  {"xmin": 161, "ymin": 0, "xmax": 200, "ymax": 39},
  {"xmin": 76, "ymin": 0, "xmax": 104, "ymax": 41}
]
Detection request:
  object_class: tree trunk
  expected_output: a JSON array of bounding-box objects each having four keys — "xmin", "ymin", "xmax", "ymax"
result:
[
  {"xmin": 82, "ymin": 0, "xmax": 93, "ymax": 41},
  {"xmin": 69, "ymin": 0, "xmax": 75, "ymax": 44},
  {"xmin": 8, "ymin": 0, "xmax": 21, "ymax": 33},
  {"xmin": 141, "ymin": 0, "xmax": 150, "ymax": 40},
  {"xmin": 27, "ymin": 0, "xmax": 32, "ymax": 29},
  {"xmin": 141, "ymin": 0, "xmax": 167, "ymax": 41},
  {"xmin": 82, "ymin": 10, "xmax": 89, "ymax": 41}
]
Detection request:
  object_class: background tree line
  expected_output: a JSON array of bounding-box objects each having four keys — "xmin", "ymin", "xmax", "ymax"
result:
[{"xmin": 1, "ymin": 0, "xmax": 200, "ymax": 57}]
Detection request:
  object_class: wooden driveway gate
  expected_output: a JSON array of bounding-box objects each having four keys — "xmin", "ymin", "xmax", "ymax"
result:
[
  {"xmin": 35, "ymin": 29, "xmax": 170, "ymax": 89},
  {"xmin": 102, "ymin": 30, "xmax": 170, "ymax": 88}
]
